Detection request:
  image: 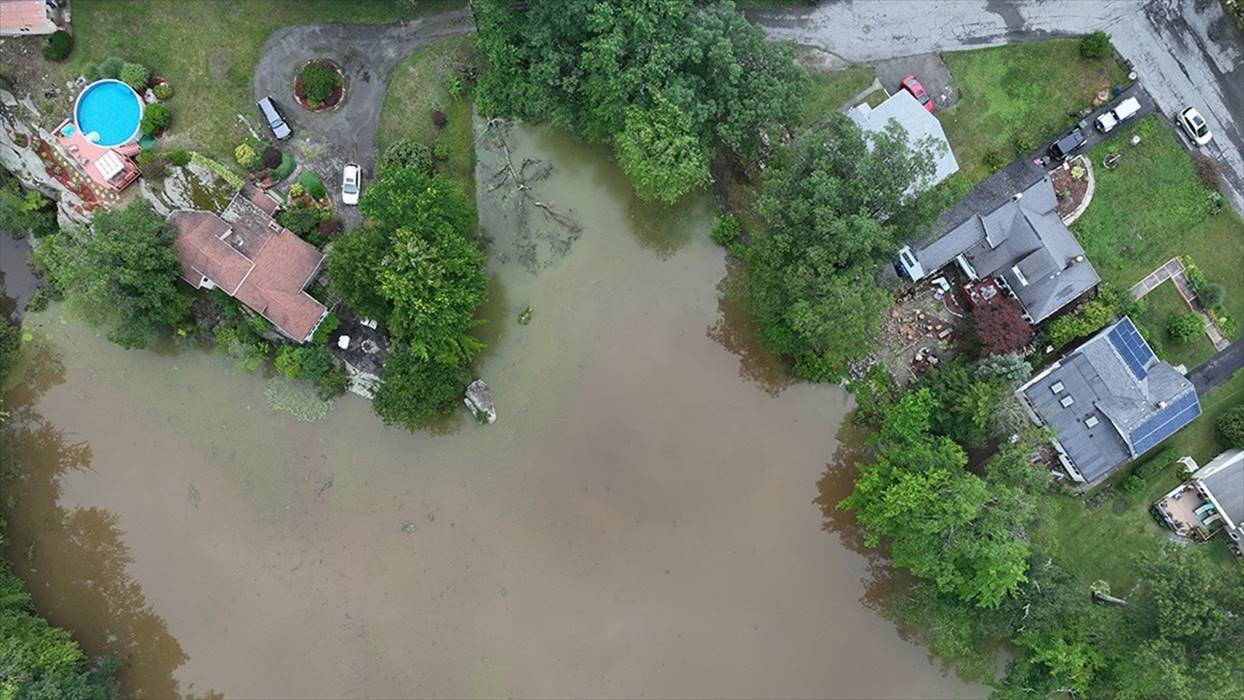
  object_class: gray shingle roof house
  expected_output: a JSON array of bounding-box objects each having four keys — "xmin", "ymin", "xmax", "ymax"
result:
[
  {"xmin": 847, "ymin": 90, "xmax": 959, "ymax": 194},
  {"xmin": 1019, "ymin": 317, "xmax": 1202, "ymax": 483},
  {"xmin": 1194, "ymin": 450, "xmax": 1244, "ymax": 554},
  {"xmin": 896, "ymin": 175, "xmax": 1100, "ymax": 324}
]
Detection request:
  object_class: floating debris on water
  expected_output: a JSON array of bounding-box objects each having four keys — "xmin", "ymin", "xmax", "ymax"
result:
[
  {"xmin": 518, "ymin": 305, "xmax": 533, "ymax": 325},
  {"xmin": 400, "ymin": 521, "xmax": 418, "ymax": 534}
]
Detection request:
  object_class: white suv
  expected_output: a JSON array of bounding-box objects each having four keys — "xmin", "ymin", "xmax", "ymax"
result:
[{"xmin": 1178, "ymin": 107, "xmax": 1212, "ymax": 146}]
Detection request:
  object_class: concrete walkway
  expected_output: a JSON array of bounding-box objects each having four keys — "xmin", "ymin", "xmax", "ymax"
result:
[
  {"xmin": 751, "ymin": 0, "xmax": 1244, "ymax": 218},
  {"xmin": 1131, "ymin": 257, "xmax": 1229, "ymax": 351},
  {"xmin": 251, "ymin": 10, "xmax": 472, "ymax": 222}
]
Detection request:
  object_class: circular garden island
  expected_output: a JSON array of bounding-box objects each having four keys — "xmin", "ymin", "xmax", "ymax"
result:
[{"xmin": 294, "ymin": 59, "xmax": 345, "ymax": 112}]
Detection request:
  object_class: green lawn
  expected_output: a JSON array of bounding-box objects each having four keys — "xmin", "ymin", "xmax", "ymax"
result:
[
  {"xmin": 1134, "ymin": 282, "xmax": 1216, "ymax": 369},
  {"xmin": 940, "ymin": 39, "xmax": 1131, "ymax": 183},
  {"xmin": 801, "ymin": 66, "xmax": 876, "ymax": 125},
  {"xmin": 1036, "ymin": 368, "xmax": 1244, "ymax": 592},
  {"xmin": 1072, "ymin": 115, "xmax": 1244, "ymax": 339},
  {"xmin": 49, "ymin": 0, "xmax": 464, "ymax": 163},
  {"xmin": 376, "ymin": 35, "xmax": 478, "ymax": 227}
]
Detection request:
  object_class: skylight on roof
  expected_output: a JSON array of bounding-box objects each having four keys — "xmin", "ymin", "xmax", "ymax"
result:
[
  {"xmin": 1051, "ymin": 381, "xmax": 1065, "ymax": 394},
  {"xmin": 1085, "ymin": 416, "xmax": 1099, "ymax": 428},
  {"xmin": 1060, "ymin": 395, "xmax": 1075, "ymax": 408}
]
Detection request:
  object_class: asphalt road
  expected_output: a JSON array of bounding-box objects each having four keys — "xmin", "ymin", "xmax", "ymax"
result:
[
  {"xmin": 751, "ymin": 0, "xmax": 1244, "ymax": 216},
  {"xmin": 1190, "ymin": 338, "xmax": 1244, "ymax": 395}
]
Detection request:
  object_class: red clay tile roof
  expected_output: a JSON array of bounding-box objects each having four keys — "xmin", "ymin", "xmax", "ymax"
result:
[
  {"xmin": 234, "ymin": 229, "xmax": 326, "ymax": 342},
  {"xmin": 169, "ymin": 210, "xmax": 252, "ymax": 293}
]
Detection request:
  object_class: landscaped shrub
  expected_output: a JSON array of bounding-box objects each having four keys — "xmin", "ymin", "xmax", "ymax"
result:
[
  {"xmin": 139, "ymin": 103, "xmax": 171, "ymax": 136},
  {"xmin": 431, "ymin": 109, "xmax": 448, "ymax": 128},
  {"xmin": 299, "ymin": 62, "xmax": 341, "ymax": 105},
  {"xmin": 272, "ymin": 152, "xmax": 296, "ymax": 180},
  {"xmin": 234, "ymin": 142, "xmax": 259, "ymax": 170},
  {"xmin": 277, "ymin": 207, "xmax": 323, "ymax": 236},
  {"xmin": 1080, "ymin": 32, "xmax": 1112, "ymax": 59},
  {"xmin": 1132, "ymin": 446, "xmax": 1179, "ymax": 481},
  {"xmin": 98, "ymin": 56, "xmax": 125, "ymax": 79},
  {"xmin": 432, "ymin": 142, "xmax": 450, "ymax": 161},
  {"xmin": 378, "ymin": 139, "xmax": 432, "ymax": 175},
  {"xmin": 983, "ymin": 149, "xmax": 1008, "ymax": 172},
  {"xmin": 298, "ymin": 170, "xmax": 326, "ymax": 200},
  {"xmin": 974, "ymin": 298, "xmax": 1033, "ymax": 356},
  {"xmin": 1047, "ymin": 298, "xmax": 1114, "ymax": 348},
  {"xmin": 318, "ymin": 216, "xmax": 343, "ymax": 237},
  {"xmin": 1216, "ymin": 404, "xmax": 1244, "ymax": 448},
  {"xmin": 120, "ymin": 62, "xmax": 149, "ymax": 90},
  {"xmin": 288, "ymin": 182, "xmax": 305, "ymax": 199},
  {"xmin": 166, "ymin": 149, "xmax": 191, "ymax": 166},
  {"xmin": 41, "ymin": 30, "xmax": 73, "ymax": 61},
  {"xmin": 311, "ymin": 311, "xmax": 340, "ymax": 345},
  {"xmin": 1198, "ymin": 283, "xmax": 1225, "ymax": 309},
  {"xmin": 261, "ymin": 146, "xmax": 282, "ymax": 169},
  {"xmin": 1167, "ymin": 313, "xmax": 1205, "ymax": 343},
  {"xmin": 274, "ymin": 344, "xmax": 346, "ymax": 398},
  {"xmin": 153, "ymin": 83, "xmax": 174, "ymax": 100},
  {"xmin": 135, "ymin": 150, "xmax": 166, "ymax": 177},
  {"xmin": 189, "ymin": 152, "xmax": 244, "ymax": 189}
]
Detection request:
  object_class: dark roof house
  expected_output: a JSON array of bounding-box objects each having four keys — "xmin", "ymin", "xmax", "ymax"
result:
[
  {"xmin": 169, "ymin": 188, "xmax": 327, "ymax": 342},
  {"xmin": 897, "ymin": 175, "xmax": 1100, "ymax": 324},
  {"xmin": 846, "ymin": 90, "xmax": 959, "ymax": 193},
  {"xmin": 1019, "ymin": 317, "xmax": 1201, "ymax": 483}
]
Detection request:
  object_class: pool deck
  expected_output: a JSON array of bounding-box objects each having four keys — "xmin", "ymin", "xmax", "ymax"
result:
[{"xmin": 54, "ymin": 119, "xmax": 140, "ymax": 194}]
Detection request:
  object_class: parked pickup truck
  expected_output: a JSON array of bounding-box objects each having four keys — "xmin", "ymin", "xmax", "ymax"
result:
[{"xmin": 1094, "ymin": 96, "xmax": 1142, "ymax": 133}]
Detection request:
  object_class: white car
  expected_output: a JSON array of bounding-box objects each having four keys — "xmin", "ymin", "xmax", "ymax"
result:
[
  {"xmin": 341, "ymin": 163, "xmax": 361, "ymax": 205},
  {"xmin": 1178, "ymin": 107, "xmax": 1212, "ymax": 146}
]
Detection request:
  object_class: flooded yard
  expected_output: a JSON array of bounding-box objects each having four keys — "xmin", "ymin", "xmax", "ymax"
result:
[{"xmin": 0, "ymin": 124, "xmax": 980, "ymax": 698}]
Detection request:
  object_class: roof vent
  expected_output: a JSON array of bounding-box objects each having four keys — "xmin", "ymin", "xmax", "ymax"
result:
[
  {"xmin": 1156, "ymin": 400, "xmax": 1167, "ymax": 410},
  {"xmin": 1085, "ymin": 416, "xmax": 1099, "ymax": 428},
  {"xmin": 1012, "ymin": 192, "xmax": 1023, "ymax": 201}
]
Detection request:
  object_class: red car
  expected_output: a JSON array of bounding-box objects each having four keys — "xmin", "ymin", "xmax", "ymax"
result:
[{"xmin": 900, "ymin": 75, "xmax": 935, "ymax": 112}]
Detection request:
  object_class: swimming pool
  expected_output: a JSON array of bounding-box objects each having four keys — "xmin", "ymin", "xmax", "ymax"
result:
[{"xmin": 74, "ymin": 79, "xmax": 143, "ymax": 148}]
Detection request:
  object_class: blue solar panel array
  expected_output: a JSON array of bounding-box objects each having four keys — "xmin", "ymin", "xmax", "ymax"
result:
[
  {"xmin": 1108, "ymin": 318, "xmax": 1154, "ymax": 380},
  {"xmin": 1130, "ymin": 391, "xmax": 1202, "ymax": 455}
]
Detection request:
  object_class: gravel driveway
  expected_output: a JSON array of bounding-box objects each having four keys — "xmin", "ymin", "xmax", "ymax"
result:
[
  {"xmin": 252, "ymin": 10, "xmax": 471, "ymax": 223},
  {"xmin": 751, "ymin": 0, "xmax": 1244, "ymax": 217}
]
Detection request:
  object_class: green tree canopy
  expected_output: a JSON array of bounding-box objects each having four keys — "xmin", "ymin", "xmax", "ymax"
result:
[
  {"xmin": 474, "ymin": 0, "xmax": 806, "ymax": 202},
  {"xmin": 33, "ymin": 201, "xmax": 188, "ymax": 349},
  {"xmin": 372, "ymin": 346, "xmax": 470, "ymax": 430}
]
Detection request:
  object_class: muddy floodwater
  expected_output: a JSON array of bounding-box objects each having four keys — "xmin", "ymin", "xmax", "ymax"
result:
[{"xmin": 1, "ymin": 124, "xmax": 981, "ymax": 698}]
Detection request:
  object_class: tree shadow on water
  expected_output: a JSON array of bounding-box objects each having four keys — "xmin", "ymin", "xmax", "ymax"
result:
[
  {"xmin": 705, "ymin": 259, "xmax": 791, "ymax": 396},
  {"xmin": 624, "ymin": 188, "xmax": 713, "ymax": 259},
  {"xmin": 1, "ymin": 346, "xmax": 221, "ymax": 699}
]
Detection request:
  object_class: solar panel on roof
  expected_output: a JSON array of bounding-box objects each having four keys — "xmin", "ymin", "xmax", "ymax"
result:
[
  {"xmin": 1130, "ymin": 392, "xmax": 1202, "ymax": 455},
  {"xmin": 1107, "ymin": 319, "xmax": 1154, "ymax": 380}
]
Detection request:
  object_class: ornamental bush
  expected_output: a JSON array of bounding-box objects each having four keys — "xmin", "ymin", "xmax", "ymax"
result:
[
  {"xmin": 234, "ymin": 142, "xmax": 259, "ymax": 170},
  {"xmin": 166, "ymin": 149, "xmax": 191, "ymax": 166},
  {"xmin": 261, "ymin": 146, "xmax": 282, "ymax": 169},
  {"xmin": 276, "ymin": 207, "xmax": 323, "ymax": 236},
  {"xmin": 139, "ymin": 103, "xmax": 170, "ymax": 136},
  {"xmin": 299, "ymin": 62, "xmax": 340, "ymax": 104},
  {"xmin": 1216, "ymin": 404, "xmax": 1244, "ymax": 448},
  {"xmin": 298, "ymin": 170, "xmax": 326, "ymax": 199},
  {"xmin": 378, "ymin": 139, "xmax": 433, "ymax": 175},
  {"xmin": 120, "ymin": 62, "xmax": 149, "ymax": 90},
  {"xmin": 42, "ymin": 30, "xmax": 73, "ymax": 61},
  {"xmin": 272, "ymin": 152, "xmax": 296, "ymax": 179},
  {"xmin": 98, "ymin": 56, "xmax": 125, "ymax": 79},
  {"xmin": 1080, "ymin": 31, "xmax": 1112, "ymax": 59},
  {"xmin": 1198, "ymin": 283, "xmax": 1225, "ymax": 309},
  {"xmin": 153, "ymin": 83, "xmax": 175, "ymax": 100},
  {"xmin": 1167, "ymin": 313, "xmax": 1205, "ymax": 343}
]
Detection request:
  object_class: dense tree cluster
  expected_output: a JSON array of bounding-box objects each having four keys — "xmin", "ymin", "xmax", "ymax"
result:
[
  {"xmin": 0, "ymin": 168, "xmax": 58, "ymax": 239},
  {"xmin": 473, "ymin": 0, "xmax": 806, "ymax": 203},
  {"xmin": 33, "ymin": 201, "xmax": 189, "ymax": 349},
  {"xmin": 326, "ymin": 166, "xmax": 487, "ymax": 429},
  {"xmin": 746, "ymin": 115, "xmax": 937, "ymax": 380}
]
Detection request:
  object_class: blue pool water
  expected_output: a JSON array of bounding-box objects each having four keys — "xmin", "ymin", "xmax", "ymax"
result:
[{"xmin": 74, "ymin": 80, "xmax": 143, "ymax": 147}]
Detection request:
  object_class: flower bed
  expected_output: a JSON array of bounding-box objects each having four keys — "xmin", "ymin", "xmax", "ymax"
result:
[
  {"xmin": 32, "ymin": 137, "xmax": 100, "ymax": 210},
  {"xmin": 294, "ymin": 59, "xmax": 346, "ymax": 112},
  {"xmin": 1051, "ymin": 155, "xmax": 1090, "ymax": 220}
]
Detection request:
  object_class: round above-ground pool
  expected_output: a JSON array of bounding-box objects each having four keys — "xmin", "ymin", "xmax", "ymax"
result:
[{"xmin": 73, "ymin": 79, "xmax": 143, "ymax": 147}]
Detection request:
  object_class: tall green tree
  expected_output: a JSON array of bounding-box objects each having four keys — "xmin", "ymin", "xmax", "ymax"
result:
[
  {"xmin": 371, "ymin": 346, "xmax": 470, "ymax": 430},
  {"xmin": 474, "ymin": 0, "xmax": 806, "ymax": 202},
  {"xmin": 33, "ymin": 201, "xmax": 188, "ymax": 349}
]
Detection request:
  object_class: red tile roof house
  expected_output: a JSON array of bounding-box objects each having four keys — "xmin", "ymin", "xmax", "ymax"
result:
[
  {"xmin": 0, "ymin": 0, "xmax": 60, "ymax": 35},
  {"xmin": 169, "ymin": 187, "xmax": 328, "ymax": 343}
]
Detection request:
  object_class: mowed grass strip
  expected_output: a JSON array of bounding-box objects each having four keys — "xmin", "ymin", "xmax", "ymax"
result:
[
  {"xmin": 940, "ymin": 39, "xmax": 1130, "ymax": 183},
  {"xmin": 1072, "ymin": 115, "xmax": 1244, "ymax": 338},
  {"xmin": 377, "ymin": 35, "xmax": 478, "ymax": 226},
  {"xmin": 58, "ymin": 0, "xmax": 463, "ymax": 162},
  {"xmin": 801, "ymin": 65, "xmax": 876, "ymax": 126}
]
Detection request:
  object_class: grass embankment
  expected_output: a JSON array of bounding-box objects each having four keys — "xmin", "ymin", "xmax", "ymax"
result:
[
  {"xmin": 376, "ymin": 35, "xmax": 478, "ymax": 226},
  {"xmin": 1036, "ymin": 368, "xmax": 1244, "ymax": 592},
  {"xmin": 1134, "ymin": 282, "xmax": 1217, "ymax": 369},
  {"xmin": 801, "ymin": 65, "xmax": 876, "ymax": 125},
  {"xmin": 53, "ymin": 0, "xmax": 464, "ymax": 162},
  {"xmin": 1073, "ymin": 115, "xmax": 1244, "ymax": 340},
  {"xmin": 940, "ymin": 39, "xmax": 1130, "ymax": 183}
]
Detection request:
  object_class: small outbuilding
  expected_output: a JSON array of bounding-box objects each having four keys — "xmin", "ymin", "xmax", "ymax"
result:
[{"xmin": 1154, "ymin": 450, "xmax": 1244, "ymax": 554}]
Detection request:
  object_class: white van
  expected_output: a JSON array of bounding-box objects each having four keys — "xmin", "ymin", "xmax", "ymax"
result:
[{"xmin": 1094, "ymin": 96, "xmax": 1142, "ymax": 133}]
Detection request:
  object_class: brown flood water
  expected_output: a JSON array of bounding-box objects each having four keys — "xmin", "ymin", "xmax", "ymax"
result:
[{"xmin": 0, "ymin": 124, "xmax": 982, "ymax": 698}]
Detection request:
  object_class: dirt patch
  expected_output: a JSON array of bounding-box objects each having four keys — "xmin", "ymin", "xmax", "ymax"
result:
[{"xmin": 877, "ymin": 273, "xmax": 971, "ymax": 384}]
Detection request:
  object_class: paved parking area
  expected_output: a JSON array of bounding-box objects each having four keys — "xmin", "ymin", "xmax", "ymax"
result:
[{"xmin": 873, "ymin": 53, "xmax": 958, "ymax": 110}]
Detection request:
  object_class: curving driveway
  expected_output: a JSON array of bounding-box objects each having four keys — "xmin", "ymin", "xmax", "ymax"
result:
[
  {"xmin": 749, "ymin": 0, "xmax": 1244, "ymax": 217},
  {"xmin": 252, "ymin": 10, "xmax": 472, "ymax": 219}
]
